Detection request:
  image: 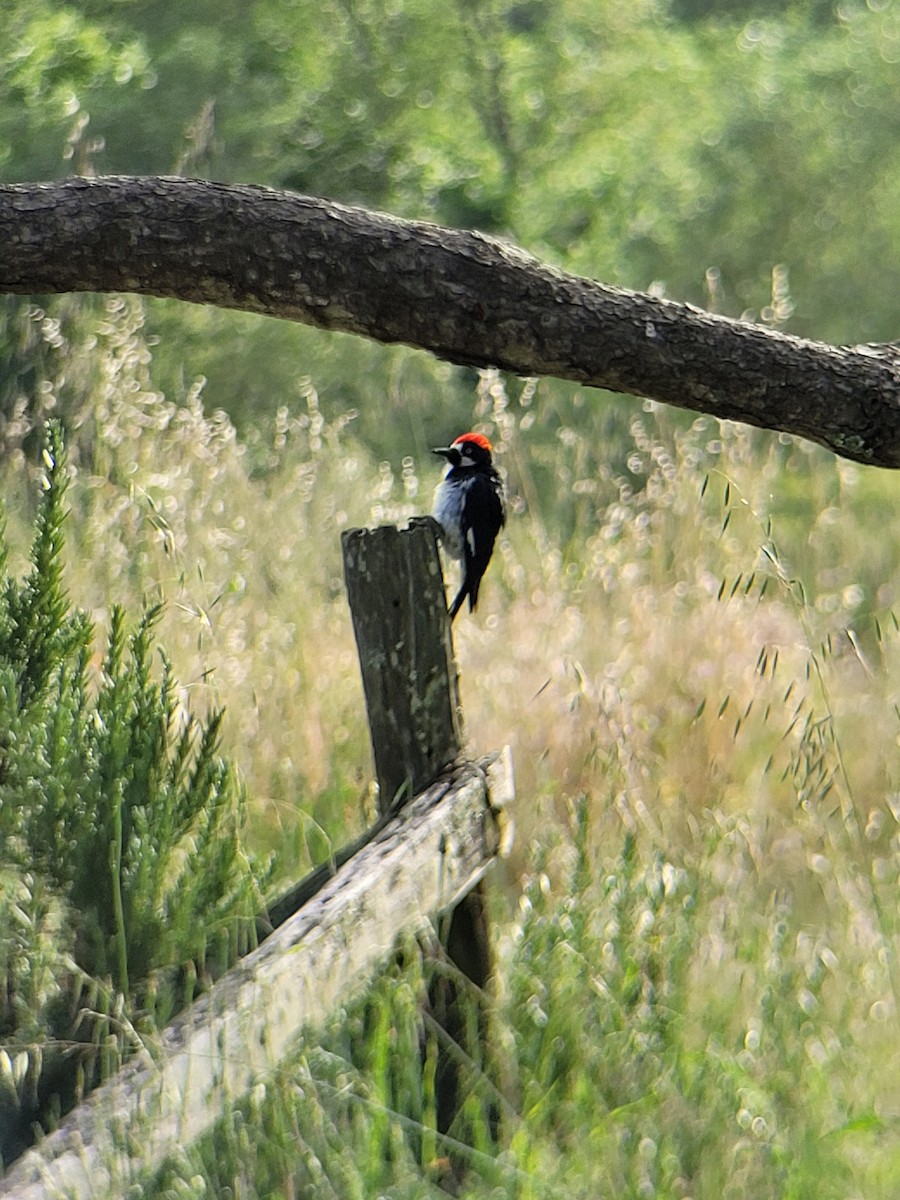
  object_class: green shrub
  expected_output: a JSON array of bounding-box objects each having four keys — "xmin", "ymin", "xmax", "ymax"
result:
[{"xmin": 0, "ymin": 422, "xmax": 264, "ymax": 1166}]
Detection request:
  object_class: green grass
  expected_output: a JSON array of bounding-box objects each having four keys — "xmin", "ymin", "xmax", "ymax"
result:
[{"xmin": 2, "ymin": 297, "xmax": 899, "ymax": 1195}]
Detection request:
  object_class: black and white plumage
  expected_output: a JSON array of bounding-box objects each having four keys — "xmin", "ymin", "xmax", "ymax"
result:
[{"xmin": 432, "ymin": 432, "xmax": 506, "ymax": 620}]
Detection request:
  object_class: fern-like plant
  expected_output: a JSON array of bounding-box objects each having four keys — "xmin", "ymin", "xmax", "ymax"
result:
[{"xmin": 0, "ymin": 422, "xmax": 265, "ymax": 1166}]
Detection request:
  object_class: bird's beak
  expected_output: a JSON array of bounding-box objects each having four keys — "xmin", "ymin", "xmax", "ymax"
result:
[{"xmin": 432, "ymin": 446, "xmax": 456, "ymax": 462}]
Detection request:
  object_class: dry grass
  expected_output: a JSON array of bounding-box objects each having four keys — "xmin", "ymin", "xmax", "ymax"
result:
[{"xmin": 4, "ymin": 296, "xmax": 900, "ymax": 1194}]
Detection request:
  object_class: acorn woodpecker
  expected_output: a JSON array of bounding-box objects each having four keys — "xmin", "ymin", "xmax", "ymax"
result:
[{"xmin": 432, "ymin": 432, "xmax": 506, "ymax": 620}]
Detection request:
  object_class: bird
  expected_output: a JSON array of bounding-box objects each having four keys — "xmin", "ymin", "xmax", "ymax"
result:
[{"xmin": 432, "ymin": 432, "xmax": 506, "ymax": 620}]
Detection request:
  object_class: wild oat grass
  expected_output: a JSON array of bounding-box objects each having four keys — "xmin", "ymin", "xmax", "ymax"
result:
[{"xmin": 2, "ymin": 297, "xmax": 899, "ymax": 1195}]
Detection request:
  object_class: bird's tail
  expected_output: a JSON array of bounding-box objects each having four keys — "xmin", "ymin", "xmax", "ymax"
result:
[
  {"xmin": 448, "ymin": 579, "xmax": 481, "ymax": 621},
  {"xmin": 448, "ymin": 585, "xmax": 466, "ymax": 621}
]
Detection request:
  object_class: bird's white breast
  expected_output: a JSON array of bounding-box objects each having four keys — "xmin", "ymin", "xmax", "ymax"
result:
[{"xmin": 433, "ymin": 479, "xmax": 465, "ymax": 560}]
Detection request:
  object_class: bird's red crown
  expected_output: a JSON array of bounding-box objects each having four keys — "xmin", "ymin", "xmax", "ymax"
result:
[{"xmin": 453, "ymin": 432, "xmax": 493, "ymax": 453}]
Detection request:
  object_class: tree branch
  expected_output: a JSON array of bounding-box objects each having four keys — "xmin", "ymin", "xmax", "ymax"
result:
[{"xmin": 1, "ymin": 175, "xmax": 899, "ymax": 466}]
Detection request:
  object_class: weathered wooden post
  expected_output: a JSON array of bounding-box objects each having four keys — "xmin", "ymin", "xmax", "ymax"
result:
[
  {"xmin": 265, "ymin": 518, "xmax": 467, "ymax": 931},
  {"xmin": 341, "ymin": 517, "xmax": 501, "ymax": 1156},
  {"xmin": 341, "ymin": 517, "xmax": 463, "ymax": 808}
]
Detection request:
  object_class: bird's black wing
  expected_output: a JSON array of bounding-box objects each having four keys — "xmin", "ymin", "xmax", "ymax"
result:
[{"xmin": 458, "ymin": 472, "xmax": 505, "ymax": 611}]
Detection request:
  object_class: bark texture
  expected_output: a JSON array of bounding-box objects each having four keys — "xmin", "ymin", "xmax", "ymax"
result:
[
  {"xmin": 2, "ymin": 175, "xmax": 900, "ymax": 466},
  {"xmin": 342, "ymin": 518, "xmax": 462, "ymax": 810}
]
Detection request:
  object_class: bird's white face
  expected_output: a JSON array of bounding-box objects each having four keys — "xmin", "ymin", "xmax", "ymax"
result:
[{"xmin": 452, "ymin": 440, "xmax": 480, "ymax": 468}]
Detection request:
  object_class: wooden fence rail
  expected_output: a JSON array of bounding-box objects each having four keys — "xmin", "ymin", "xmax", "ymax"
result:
[{"xmin": 0, "ymin": 521, "xmax": 514, "ymax": 1198}]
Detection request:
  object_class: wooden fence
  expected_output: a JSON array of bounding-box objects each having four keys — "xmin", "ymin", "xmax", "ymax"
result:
[{"xmin": 0, "ymin": 520, "xmax": 514, "ymax": 1199}]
